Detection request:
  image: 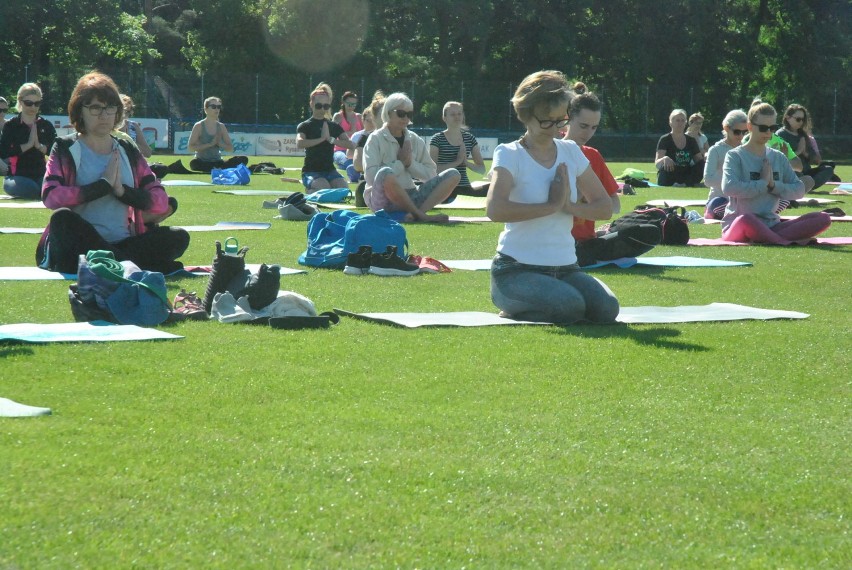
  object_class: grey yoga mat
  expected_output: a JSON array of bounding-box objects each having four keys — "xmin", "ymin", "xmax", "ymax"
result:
[
  {"xmin": 442, "ymin": 256, "xmax": 753, "ymax": 271},
  {"xmin": 334, "ymin": 304, "xmax": 809, "ymax": 328}
]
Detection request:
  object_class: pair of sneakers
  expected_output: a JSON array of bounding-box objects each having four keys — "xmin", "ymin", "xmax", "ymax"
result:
[{"xmin": 344, "ymin": 245, "xmax": 420, "ymax": 276}]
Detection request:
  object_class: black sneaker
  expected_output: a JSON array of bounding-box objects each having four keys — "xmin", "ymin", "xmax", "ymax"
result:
[
  {"xmin": 344, "ymin": 246, "xmax": 372, "ymax": 275},
  {"xmin": 233, "ymin": 263, "xmax": 281, "ymax": 309},
  {"xmin": 368, "ymin": 246, "xmax": 420, "ymax": 276},
  {"xmin": 202, "ymin": 240, "xmax": 249, "ymax": 314}
]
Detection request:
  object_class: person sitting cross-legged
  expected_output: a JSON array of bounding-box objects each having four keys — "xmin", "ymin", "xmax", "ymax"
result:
[
  {"xmin": 296, "ymin": 83, "xmax": 355, "ymax": 192},
  {"xmin": 363, "ymin": 92, "xmax": 459, "ymax": 223}
]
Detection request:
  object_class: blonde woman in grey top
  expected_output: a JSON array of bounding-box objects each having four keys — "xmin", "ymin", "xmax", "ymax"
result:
[{"xmin": 187, "ymin": 96, "xmax": 248, "ymax": 172}]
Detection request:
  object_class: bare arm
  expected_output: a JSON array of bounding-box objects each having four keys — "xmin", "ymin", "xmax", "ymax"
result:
[
  {"xmin": 486, "ymin": 165, "xmax": 567, "ymax": 223},
  {"xmin": 561, "ymin": 166, "xmax": 613, "ymax": 220}
]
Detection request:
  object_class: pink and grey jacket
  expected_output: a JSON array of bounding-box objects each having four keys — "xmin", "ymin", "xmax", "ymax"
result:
[{"xmin": 41, "ymin": 133, "xmax": 168, "ymax": 240}]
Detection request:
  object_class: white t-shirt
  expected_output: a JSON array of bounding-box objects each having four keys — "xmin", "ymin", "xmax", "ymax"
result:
[{"xmin": 493, "ymin": 139, "xmax": 589, "ymax": 266}]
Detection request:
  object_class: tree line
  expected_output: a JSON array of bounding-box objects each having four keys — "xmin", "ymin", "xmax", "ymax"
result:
[{"xmin": 1, "ymin": 0, "xmax": 849, "ymax": 136}]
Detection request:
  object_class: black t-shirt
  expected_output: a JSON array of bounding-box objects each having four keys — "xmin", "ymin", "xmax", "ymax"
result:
[
  {"xmin": 657, "ymin": 133, "xmax": 699, "ymax": 168},
  {"xmin": 358, "ymin": 133, "xmax": 369, "ymax": 148},
  {"xmin": 297, "ymin": 117, "xmax": 344, "ymax": 172}
]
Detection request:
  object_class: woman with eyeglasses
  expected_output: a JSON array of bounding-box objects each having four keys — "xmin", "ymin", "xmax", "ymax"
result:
[
  {"xmin": 720, "ymin": 102, "xmax": 831, "ymax": 244},
  {"xmin": 703, "ymin": 109, "xmax": 748, "ymax": 220},
  {"xmin": 187, "ymin": 96, "xmax": 248, "ymax": 173},
  {"xmin": 296, "ymin": 84, "xmax": 354, "ymax": 191},
  {"xmin": 776, "ymin": 104, "xmax": 835, "ymax": 190},
  {"xmin": 363, "ymin": 92, "xmax": 459, "ymax": 222},
  {"xmin": 486, "ymin": 71, "xmax": 618, "ymax": 324},
  {"xmin": 654, "ymin": 108, "xmax": 704, "ymax": 187},
  {"xmin": 37, "ymin": 72, "xmax": 189, "ymax": 275},
  {"xmin": 0, "ymin": 83, "xmax": 57, "ymax": 199},
  {"xmin": 331, "ymin": 91, "xmax": 363, "ymax": 182}
]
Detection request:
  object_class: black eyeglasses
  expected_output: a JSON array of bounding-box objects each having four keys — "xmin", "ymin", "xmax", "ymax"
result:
[
  {"xmin": 314, "ymin": 103, "xmax": 331, "ymax": 110},
  {"xmin": 731, "ymin": 129, "xmax": 748, "ymax": 136},
  {"xmin": 207, "ymin": 104, "xmax": 222, "ymax": 109},
  {"xmin": 534, "ymin": 115, "xmax": 569, "ymax": 129},
  {"xmin": 752, "ymin": 123, "xmax": 779, "ymax": 133},
  {"xmin": 22, "ymin": 100, "xmax": 42, "ymax": 108},
  {"xmin": 84, "ymin": 104, "xmax": 119, "ymax": 117},
  {"xmin": 394, "ymin": 109, "xmax": 414, "ymax": 119}
]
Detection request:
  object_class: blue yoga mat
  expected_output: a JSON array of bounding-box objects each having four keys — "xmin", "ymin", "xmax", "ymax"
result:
[{"xmin": 0, "ymin": 322, "xmax": 183, "ymax": 343}]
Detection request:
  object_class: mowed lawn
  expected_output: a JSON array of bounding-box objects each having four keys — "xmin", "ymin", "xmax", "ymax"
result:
[{"xmin": 1, "ymin": 156, "xmax": 849, "ymax": 568}]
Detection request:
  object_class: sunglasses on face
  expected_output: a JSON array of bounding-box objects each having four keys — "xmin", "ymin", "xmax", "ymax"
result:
[
  {"xmin": 22, "ymin": 100, "xmax": 42, "ymax": 108},
  {"xmin": 789, "ymin": 115, "xmax": 805, "ymax": 122},
  {"xmin": 207, "ymin": 104, "xmax": 222, "ymax": 109},
  {"xmin": 394, "ymin": 109, "xmax": 414, "ymax": 119},
  {"xmin": 345, "ymin": 101, "xmax": 358, "ymax": 107},
  {"xmin": 731, "ymin": 129, "xmax": 748, "ymax": 136},
  {"xmin": 314, "ymin": 103, "xmax": 331, "ymax": 110},
  {"xmin": 752, "ymin": 123, "xmax": 779, "ymax": 133}
]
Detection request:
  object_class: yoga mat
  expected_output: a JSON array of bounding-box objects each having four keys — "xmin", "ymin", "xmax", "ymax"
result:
[
  {"xmin": 0, "ymin": 201, "xmax": 46, "ymax": 208},
  {"xmin": 442, "ymin": 256, "xmax": 752, "ymax": 271},
  {"xmin": 0, "ymin": 227, "xmax": 45, "ymax": 234},
  {"xmin": 0, "ymin": 397, "xmax": 52, "ymax": 418},
  {"xmin": 791, "ymin": 198, "xmax": 842, "ymax": 205},
  {"xmin": 213, "ymin": 190, "xmax": 295, "ymax": 196},
  {"xmin": 334, "ymin": 303, "xmax": 808, "ymax": 328},
  {"xmin": 176, "ymin": 221, "xmax": 271, "ymax": 231},
  {"xmin": 688, "ymin": 237, "xmax": 852, "ymax": 246},
  {"xmin": 0, "ymin": 322, "xmax": 183, "ymax": 343},
  {"xmin": 435, "ymin": 196, "xmax": 487, "ymax": 210},
  {"xmin": 646, "ymin": 199, "xmax": 707, "ymax": 207},
  {"xmin": 0, "ymin": 267, "xmax": 73, "ymax": 280},
  {"xmin": 161, "ymin": 180, "xmax": 213, "ymax": 186},
  {"xmin": 780, "ymin": 215, "xmax": 852, "ymax": 222}
]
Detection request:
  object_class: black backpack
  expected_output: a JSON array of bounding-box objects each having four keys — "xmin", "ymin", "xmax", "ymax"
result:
[{"xmin": 607, "ymin": 206, "xmax": 690, "ymax": 245}]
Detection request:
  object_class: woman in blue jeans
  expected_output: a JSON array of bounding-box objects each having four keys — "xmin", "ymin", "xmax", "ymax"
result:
[
  {"xmin": 0, "ymin": 83, "xmax": 57, "ymax": 199},
  {"xmin": 486, "ymin": 71, "xmax": 619, "ymax": 324}
]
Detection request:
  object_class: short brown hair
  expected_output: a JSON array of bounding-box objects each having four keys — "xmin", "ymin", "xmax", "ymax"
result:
[
  {"xmin": 511, "ymin": 70, "xmax": 572, "ymax": 123},
  {"xmin": 68, "ymin": 72, "xmax": 123, "ymax": 134}
]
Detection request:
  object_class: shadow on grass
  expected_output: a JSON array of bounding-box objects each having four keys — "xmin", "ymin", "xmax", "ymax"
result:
[
  {"xmin": 0, "ymin": 345, "xmax": 36, "ymax": 358},
  {"xmin": 550, "ymin": 322, "xmax": 710, "ymax": 352},
  {"xmin": 586, "ymin": 265, "xmax": 696, "ymax": 283}
]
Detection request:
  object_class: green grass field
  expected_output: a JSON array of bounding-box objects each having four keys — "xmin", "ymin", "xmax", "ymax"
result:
[{"xmin": 1, "ymin": 157, "xmax": 849, "ymax": 568}]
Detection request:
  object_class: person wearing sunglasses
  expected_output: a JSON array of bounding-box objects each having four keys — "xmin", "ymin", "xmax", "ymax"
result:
[
  {"xmin": 486, "ymin": 71, "xmax": 618, "ymax": 324},
  {"xmin": 0, "ymin": 83, "xmax": 57, "ymax": 199},
  {"xmin": 37, "ymin": 72, "xmax": 189, "ymax": 275},
  {"xmin": 331, "ymin": 91, "xmax": 363, "ymax": 182},
  {"xmin": 363, "ymin": 92, "xmax": 460, "ymax": 222},
  {"xmin": 563, "ymin": 82, "xmax": 661, "ymax": 267},
  {"xmin": 776, "ymin": 104, "xmax": 835, "ymax": 190},
  {"xmin": 703, "ymin": 109, "xmax": 748, "ymax": 219},
  {"xmin": 296, "ymin": 84, "xmax": 354, "ymax": 191},
  {"xmin": 720, "ymin": 102, "xmax": 831, "ymax": 244},
  {"xmin": 187, "ymin": 96, "xmax": 248, "ymax": 173},
  {"xmin": 654, "ymin": 108, "xmax": 704, "ymax": 187}
]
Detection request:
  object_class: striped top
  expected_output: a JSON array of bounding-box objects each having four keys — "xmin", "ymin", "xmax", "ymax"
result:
[{"xmin": 430, "ymin": 130, "xmax": 478, "ymax": 187}]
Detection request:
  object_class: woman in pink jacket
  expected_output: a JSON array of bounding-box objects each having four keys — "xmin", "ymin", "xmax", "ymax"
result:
[{"xmin": 37, "ymin": 72, "xmax": 188, "ymax": 274}]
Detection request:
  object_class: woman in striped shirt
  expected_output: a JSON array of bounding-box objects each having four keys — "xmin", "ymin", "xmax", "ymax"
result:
[{"xmin": 429, "ymin": 101, "xmax": 485, "ymax": 198}]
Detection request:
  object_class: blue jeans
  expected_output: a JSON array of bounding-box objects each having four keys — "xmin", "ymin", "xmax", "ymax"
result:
[
  {"xmin": 490, "ymin": 253, "xmax": 619, "ymax": 324},
  {"xmin": 4, "ymin": 176, "xmax": 41, "ymax": 199}
]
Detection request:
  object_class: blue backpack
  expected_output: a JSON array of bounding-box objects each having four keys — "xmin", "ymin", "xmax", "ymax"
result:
[
  {"xmin": 305, "ymin": 188, "xmax": 352, "ymax": 203},
  {"xmin": 298, "ymin": 209, "xmax": 407, "ymax": 268},
  {"xmin": 211, "ymin": 163, "xmax": 251, "ymax": 185}
]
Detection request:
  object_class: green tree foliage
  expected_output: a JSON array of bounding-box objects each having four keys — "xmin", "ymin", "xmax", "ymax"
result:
[{"xmin": 0, "ymin": 0, "xmax": 848, "ymax": 133}]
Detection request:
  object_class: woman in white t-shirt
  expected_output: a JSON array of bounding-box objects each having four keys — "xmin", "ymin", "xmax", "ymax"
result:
[{"xmin": 486, "ymin": 70, "xmax": 619, "ymax": 324}]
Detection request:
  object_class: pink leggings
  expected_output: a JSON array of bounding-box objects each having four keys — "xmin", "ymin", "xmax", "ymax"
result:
[{"xmin": 722, "ymin": 212, "xmax": 832, "ymax": 244}]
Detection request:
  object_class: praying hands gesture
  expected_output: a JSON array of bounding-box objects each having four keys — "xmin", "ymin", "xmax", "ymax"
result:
[
  {"xmin": 104, "ymin": 149, "xmax": 124, "ymax": 197},
  {"xmin": 548, "ymin": 163, "xmax": 569, "ymax": 210},
  {"xmin": 762, "ymin": 158, "xmax": 776, "ymax": 194},
  {"xmin": 456, "ymin": 142, "xmax": 468, "ymax": 167},
  {"xmin": 398, "ymin": 138, "xmax": 412, "ymax": 168},
  {"xmin": 27, "ymin": 122, "xmax": 43, "ymax": 154},
  {"xmin": 320, "ymin": 120, "xmax": 330, "ymax": 143}
]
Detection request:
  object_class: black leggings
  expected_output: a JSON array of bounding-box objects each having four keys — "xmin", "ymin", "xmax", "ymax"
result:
[
  {"xmin": 189, "ymin": 156, "xmax": 249, "ymax": 173},
  {"xmin": 657, "ymin": 162, "xmax": 704, "ymax": 186},
  {"xmin": 39, "ymin": 209, "xmax": 190, "ymax": 275}
]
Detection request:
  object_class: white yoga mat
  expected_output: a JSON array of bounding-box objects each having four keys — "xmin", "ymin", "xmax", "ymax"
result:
[
  {"xmin": 161, "ymin": 180, "xmax": 213, "ymax": 186},
  {"xmin": 0, "ymin": 201, "xmax": 46, "ymax": 208},
  {"xmin": 0, "ymin": 397, "xmax": 52, "ymax": 418},
  {"xmin": 176, "ymin": 222, "xmax": 271, "ymax": 231},
  {"xmin": 0, "ymin": 227, "xmax": 45, "ymax": 234},
  {"xmin": 442, "ymin": 256, "xmax": 752, "ymax": 271},
  {"xmin": 213, "ymin": 190, "xmax": 294, "ymax": 196},
  {"xmin": 334, "ymin": 303, "xmax": 809, "ymax": 328},
  {"xmin": 435, "ymin": 196, "xmax": 487, "ymax": 210},
  {"xmin": 0, "ymin": 322, "xmax": 183, "ymax": 343},
  {"xmin": 0, "ymin": 267, "xmax": 73, "ymax": 280}
]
